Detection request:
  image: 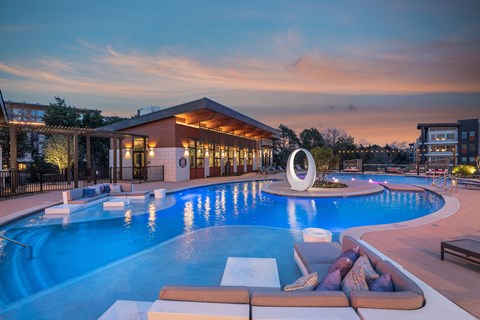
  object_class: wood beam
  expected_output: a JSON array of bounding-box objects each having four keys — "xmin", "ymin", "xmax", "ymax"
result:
[{"xmin": 184, "ymin": 111, "xmax": 216, "ymax": 125}]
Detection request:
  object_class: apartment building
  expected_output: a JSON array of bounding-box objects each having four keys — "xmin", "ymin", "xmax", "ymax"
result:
[{"xmin": 417, "ymin": 119, "xmax": 479, "ymax": 168}]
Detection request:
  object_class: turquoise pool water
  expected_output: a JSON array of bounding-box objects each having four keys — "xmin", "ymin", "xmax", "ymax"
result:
[{"xmin": 0, "ymin": 179, "xmax": 444, "ymax": 318}]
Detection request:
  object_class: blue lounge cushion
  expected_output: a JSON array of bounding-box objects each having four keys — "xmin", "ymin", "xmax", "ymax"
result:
[
  {"xmin": 103, "ymin": 184, "xmax": 111, "ymax": 193},
  {"xmin": 83, "ymin": 188, "xmax": 96, "ymax": 198},
  {"xmin": 369, "ymin": 273, "xmax": 394, "ymax": 292}
]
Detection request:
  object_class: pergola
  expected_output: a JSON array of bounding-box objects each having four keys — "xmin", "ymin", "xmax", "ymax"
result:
[{"xmin": 3, "ymin": 122, "xmax": 147, "ymax": 188}]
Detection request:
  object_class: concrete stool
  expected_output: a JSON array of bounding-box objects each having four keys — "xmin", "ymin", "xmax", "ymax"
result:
[{"xmin": 154, "ymin": 189, "xmax": 167, "ymax": 199}]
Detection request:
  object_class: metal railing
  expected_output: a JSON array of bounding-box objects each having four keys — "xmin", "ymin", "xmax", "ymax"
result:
[
  {"xmin": 0, "ymin": 235, "xmax": 32, "ymax": 259},
  {"xmin": 0, "ymin": 168, "xmax": 110, "ymax": 199}
]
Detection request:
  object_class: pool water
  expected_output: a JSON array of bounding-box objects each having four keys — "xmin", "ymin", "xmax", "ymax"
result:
[
  {"xmin": 0, "ymin": 180, "xmax": 444, "ymax": 312},
  {"xmin": 328, "ymin": 172, "xmax": 434, "ymax": 185}
]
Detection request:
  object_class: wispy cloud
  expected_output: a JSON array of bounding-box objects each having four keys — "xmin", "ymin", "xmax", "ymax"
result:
[{"xmin": 0, "ymin": 35, "xmax": 479, "ymax": 101}]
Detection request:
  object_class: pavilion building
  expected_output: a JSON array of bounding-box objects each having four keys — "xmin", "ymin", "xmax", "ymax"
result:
[{"xmin": 99, "ymin": 97, "xmax": 278, "ymax": 182}]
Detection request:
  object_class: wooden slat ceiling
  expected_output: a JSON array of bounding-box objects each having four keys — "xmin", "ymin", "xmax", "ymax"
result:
[{"xmin": 176, "ymin": 108, "xmax": 275, "ymax": 140}]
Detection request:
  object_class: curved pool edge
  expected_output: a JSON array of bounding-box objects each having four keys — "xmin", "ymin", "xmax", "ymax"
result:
[
  {"xmin": 0, "ymin": 225, "xmax": 299, "ymax": 315},
  {"xmin": 340, "ymin": 186, "xmax": 460, "ymax": 241},
  {"xmin": 262, "ymin": 180, "xmax": 384, "ymax": 198}
]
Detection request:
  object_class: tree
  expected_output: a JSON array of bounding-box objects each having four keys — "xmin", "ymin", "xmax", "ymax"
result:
[
  {"xmin": 274, "ymin": 124, "xmax": 299, "ymax": 166},
  {"xmin": 322, "ymin": 128, "xmax": 355, "ymax": 153},
  {"xmin": 310, "ymin": 146, "xmax": 338, "ymax": 181},
  {"xmin": 44, "ymin": 97, "xmax": 80, "ymax": 127},
  {"xmin": 44, "ymin": 135, "xmax": 71, "ymax": 169},
  {"xmin": 300, "ymin": 128, "xmax": 324, "ymax": 150},
  {"xmin": 0, "ymin": 127, "xmax": 30, "ymax": 169}
]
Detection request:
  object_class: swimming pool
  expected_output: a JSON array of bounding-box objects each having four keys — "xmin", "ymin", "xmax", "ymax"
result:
[{"xmin": 0, "ymin": 179, "xmax": 444, "ymax": 317}]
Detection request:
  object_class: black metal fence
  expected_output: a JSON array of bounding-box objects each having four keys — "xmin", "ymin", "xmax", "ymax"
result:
[{"xmin": 0, "ymin": 165, "xmax": 164, "ymax": 199}]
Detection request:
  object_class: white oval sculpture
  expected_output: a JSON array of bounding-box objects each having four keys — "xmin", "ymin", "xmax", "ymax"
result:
[{"xmin": 286, "ymin": 148, "xmax": 317, "ymax": 191}]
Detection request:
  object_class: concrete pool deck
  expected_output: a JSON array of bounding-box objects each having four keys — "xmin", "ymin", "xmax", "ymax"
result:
[{"xmin": 0, "ymin": 172, "xmax": 479, "ymax": 318}]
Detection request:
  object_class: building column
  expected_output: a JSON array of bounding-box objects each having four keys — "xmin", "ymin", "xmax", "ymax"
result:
[
  {"xmin": 112, "ymin": 136, "xmax": 117, "ymax": 183},
  {"xmin": 9, "ymin": 125, "xmax": 17, "ymax": 170},
  {"xmin": 9, "ymin": 125, "xmax": 17, "ymax": 191},
  {"xmin": 118, "ymin": 138, "xmax": 123, "ymax": 180},
  {"xmin": 73, "ymin": 132, "xmax": 79, "ymax": 188},
  {"xmin": 233, "ymin": 150, "xmax": 238, "ymax": 173},
  {"xmin": 204, "ymin": 149, "xmax": 210, "ymax": 177},
  {"xmin": 220, "ymin": 149, "xmax": 225, "ymax": 175},
  {"xmin": 86, "ymin": 134, "xmax": 92, "ymax": 182},
  {"xmin": 143, "ymin": 137, "xmax": 148, "ymax": 181},
  {"xmin": 244, "ymin": 150, "xmax": 247, "ymax": 173},
  {"xmin": 252, "ymin": 150, "xmax": 257, "ymax": 171},
  {"xmin": 67, "ymin": 135, "xmax": 71, "ymax": 184}
]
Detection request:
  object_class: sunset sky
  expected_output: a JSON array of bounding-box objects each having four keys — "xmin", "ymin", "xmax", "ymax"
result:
[{"xmin": 1, "ymin": 1, "xmax": 479, "ymax": 145}]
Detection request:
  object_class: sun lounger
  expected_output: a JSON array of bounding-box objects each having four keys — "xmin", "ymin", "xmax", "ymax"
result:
[{"xmin": 441, "ymin": 239, "xmax": 480, "ymax": 264}]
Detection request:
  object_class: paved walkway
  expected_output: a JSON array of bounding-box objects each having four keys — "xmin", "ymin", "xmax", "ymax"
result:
[
  {"xmin": 0, "ymin": 173, "xmax": 479, "ymax": 317},
  {"xmin": 363, "ymin": 187, "xmax": 480, "ymax": 318}
]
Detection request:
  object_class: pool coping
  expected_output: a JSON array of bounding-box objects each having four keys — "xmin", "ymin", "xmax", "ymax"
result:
[
  {"xmin": 341, "ymin": 185, "xmax": 460, "ymax": 240},
  {"xmin": 261, "ymin": 180, "xmax": 384, "ymax": 198}
]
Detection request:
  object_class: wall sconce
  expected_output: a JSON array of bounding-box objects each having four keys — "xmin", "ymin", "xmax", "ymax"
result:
[
  {"xmin": 125, "ymin": 148, "xmax": 131, "ymax": 158},
  {"xmin": 184, "ymin": 147, "xmax": 189, "ymax": 156},
  {"xmin": 149, "ymin": 147, "xmax": 154, "ymax": 157}
]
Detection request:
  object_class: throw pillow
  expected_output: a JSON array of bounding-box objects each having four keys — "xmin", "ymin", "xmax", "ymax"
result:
[
  {"xmin": 350, "ymin": 255, "xmax": 379, "ymax": 285},
  {"xmin": 284, "ymin": 272, "xmax": 318, "ymax": 292},
  {"xmin": 341, "ymin": 265, "xmax": 369, "ymax": 298},
  {"xmin": 103, "ymin": 184, "xmax": 111, "ymax": 194},
  {"xmin": 92, "ymin": 185, "xmax": 101, "ymax": 195},
  {"xmin": 369, "ymin": 273, "xmax": 394, "ymax": 292},
  {"xmin": 315, "ymin": 269, "xmax": 341, "ymax": 291},
  {"xmin": 342, "ymin": 246, "xmax": 360, "ymax": 264},
  {"xmin": 110, "ymin": 184, "xmax": 122, "ymax": 193},
  {"xmin": 99, "ymin": 185, "xmax": 104, "ymax": 194},
  {"xmin": 328, "ymin": 256, "xmax": 353, "ymax": 279},
  {"xmin": 83, "ymin": 188, "xmax": 96, "ymax": 198}
]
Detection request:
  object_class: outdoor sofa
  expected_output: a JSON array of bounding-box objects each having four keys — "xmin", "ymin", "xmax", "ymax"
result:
[
  {"xmin": 45, "ymin": 182, "xmax": 149, "ymax": 214},
  {"xmin": 148, "ymin": 236, "xmax": 425, "ymax": 320}
]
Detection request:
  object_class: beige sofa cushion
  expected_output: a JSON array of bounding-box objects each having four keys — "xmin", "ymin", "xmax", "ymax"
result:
[
  {"xmin": 251, "ymin": 291, "xmax": 349, "ymax": 307},
  {"xmin": 294, "ymin": 242, "xmax": 341, "ymax": 267},
  {"xmin": 159, "ymin": 286, "xmax": 250, "ymax": 304},
  {"xmin": 66, "ymin": 188, "xmax": 84, "ymax": 202}
]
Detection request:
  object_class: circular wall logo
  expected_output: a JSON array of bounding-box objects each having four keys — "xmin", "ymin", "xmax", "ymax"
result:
[{"xmin": 179, "ymin": 157, "xmax": 187, "ymax": 168}]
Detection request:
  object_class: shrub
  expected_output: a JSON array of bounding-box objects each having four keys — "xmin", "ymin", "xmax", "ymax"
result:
[{"xmin": 452, "ymin": 165, "xmax": 477, "ymax": 177}]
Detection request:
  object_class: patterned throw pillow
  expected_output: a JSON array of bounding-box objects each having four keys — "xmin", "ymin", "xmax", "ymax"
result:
[
  {"xmin": 369, "ymin": 273, "xmax": 394, "ymax": 292},
  {"xmin": 341, "ymin": 265, "xmax": 369, "ymax": 298},
  {"xmin": 284, "ymin": 272, "xmax": 318, "ymax": 292},
  {"xmin": 316, "ymin": 269, "xmax": 342, "ymax": 291},
  {"xmin": 350, "ymin": 255, "xmax": 379, "ymax": 285}
]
